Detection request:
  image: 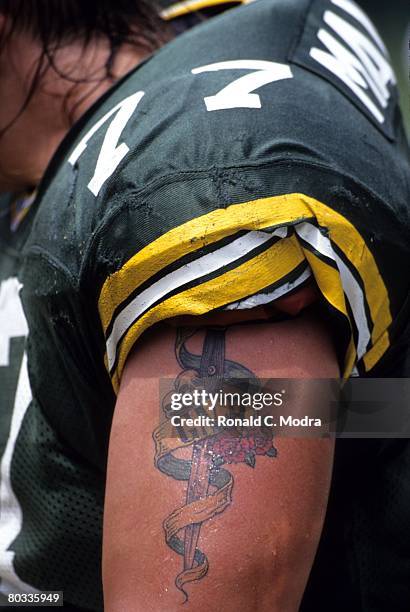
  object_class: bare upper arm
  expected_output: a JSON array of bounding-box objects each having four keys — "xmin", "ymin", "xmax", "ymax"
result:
[{"xmin": 103, "ymin": 310, "xmax": 339, "ymax": 612}]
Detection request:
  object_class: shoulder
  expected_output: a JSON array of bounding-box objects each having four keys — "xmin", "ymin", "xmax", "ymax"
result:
[
  {"xmin": 31, "ymin": 0, "xmax": 409, "ymax": 231},
  {"xmin": 51, "ymin": 0, "xmax": 408, "ymax": 215},
  {"xmin": 22, "ymin": 0, "xmax": 410, "ymax": 290},
  {"xmin": 20, "ymin": 0, "xmax": 410, "ymax": 384}
]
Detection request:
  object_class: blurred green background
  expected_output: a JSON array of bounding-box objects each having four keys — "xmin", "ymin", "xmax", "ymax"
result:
[{"xmin": 358, "ymin": 0, "xmax": 410, "ymax": 136}]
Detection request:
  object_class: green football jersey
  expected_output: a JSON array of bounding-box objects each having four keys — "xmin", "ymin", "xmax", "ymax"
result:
[{"xmin": 0, "ymin": 0, "xmax": 409, "ymax": 609}]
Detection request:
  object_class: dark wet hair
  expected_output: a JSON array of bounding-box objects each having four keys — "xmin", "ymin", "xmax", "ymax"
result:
[
  {"xmin": 0, "ymin": 0, "xmax": 172, "ymax": 133},
  {"xmin": 0, "ymin": 0, "xmax": 170, "ymax": 53}
]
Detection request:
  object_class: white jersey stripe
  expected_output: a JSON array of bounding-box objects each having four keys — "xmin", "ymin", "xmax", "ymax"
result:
[
  {"xmin": 295, "ymin": 221, "xmax": 371, "ymax": 359},
  {"xmin": 106, "ymin": 228, "xmax": 285, "ymax": 370},
  {"xmin": 107, "ymin": 220, "xmax": 372, "ymax": 373},
  {"xmin": 225, "ymin": 265, "xmax": 311, "ymax": 310}
]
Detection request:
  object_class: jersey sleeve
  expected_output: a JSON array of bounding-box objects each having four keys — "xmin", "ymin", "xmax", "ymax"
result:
[
  {"xmin": 89, "ymin": 172, "xmax": 403, "ymax": 392},
  {"xmin": 74, "ymin": 0, "xmax": 410, "ymax": 393}
]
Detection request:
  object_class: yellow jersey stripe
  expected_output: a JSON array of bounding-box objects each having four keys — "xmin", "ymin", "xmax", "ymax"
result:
[
  {"xmin": 98, "ymin": 193, "xmax": 391, "ymax": 383},
  {"xmin": 160, "ymin": 0, "xmax": 243, "ymax": 20},
  {"xmin": 99, "ymin": 193, "xmax": 316, "ymax": 333},
  {"xmin": 321, "ymin": 209, "xmax": 392, "ymax": 346},
  {"xmin": 363, "ymin": 329, "xmax": 390, "ymax": 371},
  {"xmin": 301, "ymin": 249, "xmax": 356, "ymax": 376},
  {"xmin": 110, "ymin": 235, "xmax": 305, "ymax": 389},
  {"xmin": 99, "ymin": 193, "xmax": 389, "ymax": 338}
]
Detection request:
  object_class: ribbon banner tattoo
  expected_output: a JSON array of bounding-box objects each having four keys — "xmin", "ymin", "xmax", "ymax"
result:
[{"xmin": 153, "ymin": 327, "xmax": 278, "ymax": 601}]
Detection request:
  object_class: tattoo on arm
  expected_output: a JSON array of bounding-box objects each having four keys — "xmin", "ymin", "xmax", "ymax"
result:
[{"xmin": 152, "ymin": 327, "xmax": 278, "ymax": 602}]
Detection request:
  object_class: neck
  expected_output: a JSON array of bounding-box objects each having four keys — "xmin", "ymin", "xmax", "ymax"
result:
[
  {"xmin": 4, "ymin": 41, "xmax": 148, "ymax": 194},
  {"xmin": 68, "ymin": 43, "xmax": 148, "ymax": 124}
]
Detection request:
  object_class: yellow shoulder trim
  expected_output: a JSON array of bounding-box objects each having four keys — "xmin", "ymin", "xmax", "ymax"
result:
[
  {"xmin": 110, "ymin": 236, "xmax": 305, "ymax": 390},
  {"xmin": 160, "ymin": 0, "xmax": 244, "ymax": 21},
  {"xmin": 98, "ymin": 193, "xmax": 392, "ymax": 389}
]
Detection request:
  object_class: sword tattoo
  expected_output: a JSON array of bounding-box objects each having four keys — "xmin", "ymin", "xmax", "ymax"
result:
[{"xmin": 152, "ymin": 327, "xmax": 277, "ymax": 601}]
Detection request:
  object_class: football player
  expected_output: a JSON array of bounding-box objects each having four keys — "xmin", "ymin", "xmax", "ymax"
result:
[{"xmin": 0, "ymin": 1, "xmax": 409, "ymax": 611}]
